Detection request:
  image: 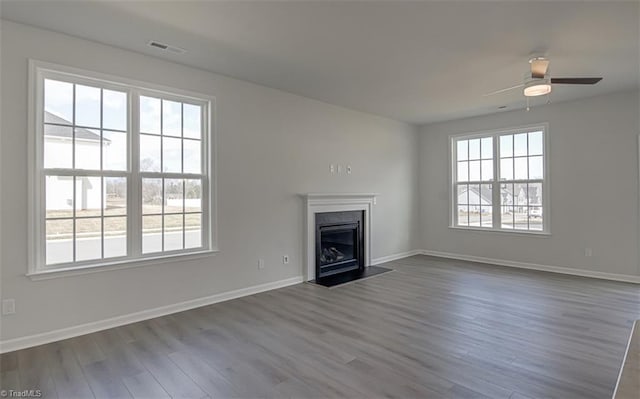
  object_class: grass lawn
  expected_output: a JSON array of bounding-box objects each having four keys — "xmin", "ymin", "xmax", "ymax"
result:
[{"xmin": 46, "ymin": 203, "xmax": 202, "ymax": 239}]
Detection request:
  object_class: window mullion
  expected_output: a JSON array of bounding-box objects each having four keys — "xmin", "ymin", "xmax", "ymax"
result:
[
  {"xmin": 453, "ymin": 179, "xmax": 458, "ymax": 227},
  {"xmin": 181, "ymin": 105, "xmax": 186, "ymax": 250},
  {"xmin": 71, "ymin": 84, "xmax": 77, "ymax": 262},
  {"xmin": 34, "ymin": 70, "xmax": 46, "ymax": 271},
  {"xmin": 451, "ymin": 139, "xmax": 458, "ymax": 226},
  {"xmin": 100, "ymin": 90, "xmax": 105, "ymax": 260},
  {"xmin": 202, "ymin": 103, "xmax": 211, "ymax": 248},
  {"xmin": 140, "ymin": 171, "xmax": 203, "ymax": 179},
  {"xmin": 160, "ymin": 100, "xmax": 165, "ymax": 252},
  {"xmin": 130, "ymin": 90, "xmax": 142, "ymax": 258},
  {"xmin": 492, "ymin": 134, "xmax": 500, "ymax": 229}
]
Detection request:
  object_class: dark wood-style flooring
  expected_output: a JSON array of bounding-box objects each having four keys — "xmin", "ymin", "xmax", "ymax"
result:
[{"xmin": 1, "ymin": 255, "xmax": 639, "ymax": 398}]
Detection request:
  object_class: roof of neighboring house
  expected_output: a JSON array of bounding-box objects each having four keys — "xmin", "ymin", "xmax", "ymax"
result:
[
  {"xmin": 460, "ymin": 185, "xmax": 493, "ymax": 204},
  {"xmin": 45, "ymin": 111, "xmax": 110, "ymax": 143}
]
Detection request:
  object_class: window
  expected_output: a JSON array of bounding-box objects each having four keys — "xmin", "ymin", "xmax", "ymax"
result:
[
  {"xmin": 29, "ymin": 61, "xmax": 215, "ymax": 274},
  {"xmin": 451, "ymin": 125, "xmax": 548, "ymax": 233}
]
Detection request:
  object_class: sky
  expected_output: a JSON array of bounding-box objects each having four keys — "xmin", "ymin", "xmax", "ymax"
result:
[
  {"xmin": 456, "ymin": 132, "xmax": 544, "ymax": 183},
  {"xmin": 44, "ymin": 78, "xmax": 202, "ymax": 173}
]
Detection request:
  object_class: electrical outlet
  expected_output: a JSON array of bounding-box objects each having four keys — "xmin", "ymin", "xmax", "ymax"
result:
[
  {"xmin": 283, "ymin": 255, "xmax": 289, "ymax": 264},
  {"xmin": 584, "ymin": 248, "xmax": 592, "ymax": 257},
  {"xmin": 2, "ymin": 299, "xmax": 15, "ymax": 315},
  {"xmin": 330, "ymin": 164, "xmax": 335, "ymax": 174},
  {"xmin": 258, "ymin": 259, "xmax": 265, "ymax": 269},
  {"xmin": 346, "ymin": 165, "xmax": 352, "ymax": 174}
]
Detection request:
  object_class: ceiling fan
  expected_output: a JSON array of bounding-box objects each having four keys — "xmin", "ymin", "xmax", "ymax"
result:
[{"xmin": 484, "ymin": 57, "xmax": 603, "ymax": 98}]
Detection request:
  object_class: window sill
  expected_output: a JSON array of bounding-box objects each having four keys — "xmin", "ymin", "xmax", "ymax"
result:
[
  {"xmin": 448, "ymin": 225, "xmax": 551, "ymax": 237},
  {"xmin": 27, "ymin": 249, "xmax": 219, "ymax": 281}
]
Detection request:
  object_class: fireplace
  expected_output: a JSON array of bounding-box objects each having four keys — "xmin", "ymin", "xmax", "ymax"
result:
[
  {"xmin": 315, "ymin": 211, "xmax": 364, "ymax": 279},
  {"xmin": 302, "ymin": 193, "xmax": 375, "ymax": 282}
]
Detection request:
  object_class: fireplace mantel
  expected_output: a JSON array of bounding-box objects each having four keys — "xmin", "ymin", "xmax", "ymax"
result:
[
  {"xmin": 301, "ymin": 193, "xmax": 377, "ymax": 281},
  {"xmin": 303, "ymin": 193, "xmax": 378, "ymax": 201}
]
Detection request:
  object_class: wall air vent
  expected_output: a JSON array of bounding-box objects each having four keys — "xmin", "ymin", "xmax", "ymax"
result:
[{"xmin": 147, "ymin": 41, "xmax": 186, "ymax": 55}]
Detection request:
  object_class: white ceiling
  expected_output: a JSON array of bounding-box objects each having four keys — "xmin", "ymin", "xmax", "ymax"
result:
[{"xmin": 2, "ymin": 1, "xmax": 638, "ymax": 125}]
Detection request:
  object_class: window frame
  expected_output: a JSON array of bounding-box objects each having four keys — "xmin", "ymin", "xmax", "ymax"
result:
[
  {"xmin": 28, "ymin": 60, "xmax": 218, "ymax": 279},
  {"xmin": 449, "ymin": 123, "xmax": 550, "ymax": 235}
]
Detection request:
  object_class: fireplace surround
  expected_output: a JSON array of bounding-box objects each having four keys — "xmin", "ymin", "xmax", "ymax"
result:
[{"xmin": 302, "ymin": 193, "xmax": 376, "ymax": 281}]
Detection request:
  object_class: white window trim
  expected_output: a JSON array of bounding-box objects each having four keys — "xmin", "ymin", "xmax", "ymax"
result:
[
  {"xmin": 448, "ymin": 123, "xmax": 551, "ymax": 235},
  {"xmin": 27, "ymin": 59, "xmax": 218, "ymax": 279}
]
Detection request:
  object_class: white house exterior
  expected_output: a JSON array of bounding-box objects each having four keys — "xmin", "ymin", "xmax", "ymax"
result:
[
  {"xmin": 45, "ymin": 111, "xmax": 109, "ymax": 211},
  {"xmin": 459, "ymin": 184, "xmax": 542, "ymax": 217},
  {"xmin": 458, "ymin": 185, "xmax": 491, "ymax": 213}
]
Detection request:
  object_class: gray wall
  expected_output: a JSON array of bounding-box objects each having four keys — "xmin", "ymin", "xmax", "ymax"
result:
[
  {"xmin": 0, "ymin": 21, "xmax": 419, "ymax": 341},
  {"xmin": 419, "ymin": 90, "xmax": 640, "ymax": 277}
]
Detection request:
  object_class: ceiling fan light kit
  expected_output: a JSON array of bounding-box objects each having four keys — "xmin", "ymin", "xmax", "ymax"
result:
[{"xmin": 524, "ymin": 79, "xmax": 552, "ymax": 97}]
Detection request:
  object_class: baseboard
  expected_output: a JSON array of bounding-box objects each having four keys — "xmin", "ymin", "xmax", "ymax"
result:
[
  {"xmin": 420, "ymin": 250, "xmax": 640, "ymax": 284},
  {"xmin": 371, "ymin": 249, "xmax": 422, "ymax": 265},
  {"xmin": 4, "ymin": 250, "xmax": 635, "ymax": 353},
  {"xmin": 0, "ymin": 275, "xmax": 303, "ymax": 354}
]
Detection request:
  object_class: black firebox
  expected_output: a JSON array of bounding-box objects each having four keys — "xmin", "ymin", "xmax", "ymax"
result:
[{"xmin": 315, "ymin": 211, "xmax": 364, "ymax": 279}]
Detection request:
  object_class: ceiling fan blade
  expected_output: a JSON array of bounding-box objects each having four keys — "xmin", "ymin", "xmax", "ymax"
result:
[
  {"xmin": 530, "ymin": 59, "xmax": 550, "ymax": 79},
  {"xmin": 483, "ymin": 83, "xmax": 525, "ymax": 96},
  {"xmin": 550, "ymin": 77, "xmax": 603, "ymax": 84}
]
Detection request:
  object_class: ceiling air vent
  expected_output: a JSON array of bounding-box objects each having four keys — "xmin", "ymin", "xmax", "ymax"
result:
[{"xmin": 147, "ymin": 41, "xmax": 186, "ymax": 55}]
